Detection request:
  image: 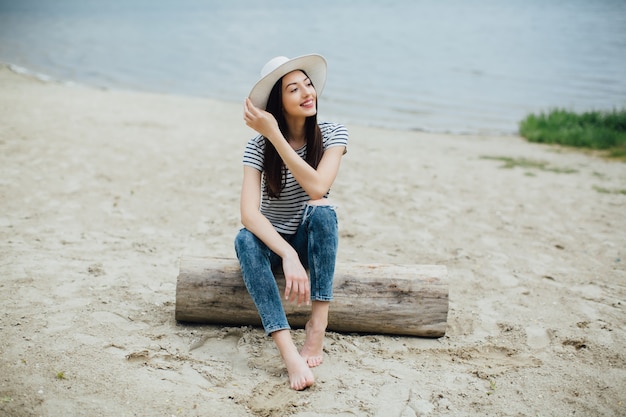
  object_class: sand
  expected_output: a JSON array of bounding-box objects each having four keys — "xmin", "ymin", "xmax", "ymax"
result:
[{"xmin": 1, "ymin": 65, "xmax": 624, "ymax": 417}]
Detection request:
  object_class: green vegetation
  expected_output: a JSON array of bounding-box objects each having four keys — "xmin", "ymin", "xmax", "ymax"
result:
[
  {"xmin": 480, "ymin": 156, "xmax": 577, "ymax": 174},
  {"xmin": 592, "ymin": 185, "xmax": 626, "ymax": 195},
  {"xmin": 519, "ymin": 109, "xmax": 626, "ymax": 158}
]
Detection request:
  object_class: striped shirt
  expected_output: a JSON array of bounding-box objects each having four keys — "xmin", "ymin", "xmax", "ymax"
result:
[{"xmin": 242, "ymin": 122, "xmax": 348, "ymax": 234}]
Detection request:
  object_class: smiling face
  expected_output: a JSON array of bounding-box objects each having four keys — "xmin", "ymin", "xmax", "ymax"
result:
[{"xmin": 281, "ymin": 70, "xmax": 317, "ymax": 120}]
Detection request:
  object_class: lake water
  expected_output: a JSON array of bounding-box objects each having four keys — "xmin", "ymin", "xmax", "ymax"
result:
[{"xmin": 1, "ymin": 0, "xmax": 625, "ymax": 134}]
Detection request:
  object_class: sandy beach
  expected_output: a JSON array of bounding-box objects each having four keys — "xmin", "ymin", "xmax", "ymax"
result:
[{"xmin": 1, "ymin": 65, "xmax": 625, "ymax": 416}]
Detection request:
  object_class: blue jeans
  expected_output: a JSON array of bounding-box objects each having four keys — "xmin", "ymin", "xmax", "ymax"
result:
[{"xmin": 234, "ymin": 204, "xmax": 338, "ymax": 335}]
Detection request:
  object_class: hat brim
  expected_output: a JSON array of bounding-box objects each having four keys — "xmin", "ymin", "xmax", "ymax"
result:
[{"xmin": 248, "ymin": 54, "xmax": 327, "ymax": 110}]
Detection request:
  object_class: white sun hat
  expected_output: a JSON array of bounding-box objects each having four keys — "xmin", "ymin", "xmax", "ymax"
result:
[{"xmin": 248, "ymin": 54, "xmax": 327, "ymax": 110}]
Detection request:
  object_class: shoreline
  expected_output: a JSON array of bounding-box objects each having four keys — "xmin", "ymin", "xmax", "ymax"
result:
[
  {"xmin": 0, "ymin": 61, "xmax": 521, "ymax": 137},
  {"xmin": 1, "ymin": 65, "xmax": 625, "ymax": 416}
]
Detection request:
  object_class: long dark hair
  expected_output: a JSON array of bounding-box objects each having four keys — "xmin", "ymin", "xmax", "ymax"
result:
[{"xmin": 263, "ymin": 71, "xmax": 323, "ymax": 198}]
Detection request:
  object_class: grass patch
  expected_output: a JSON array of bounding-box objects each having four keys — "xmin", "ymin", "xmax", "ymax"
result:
[
  {"xmin": 592, "ymin": 185, "xmax": 626, "ymax": 195},
  {"xmin": 519, "ymin": 108, "xmax": 626, "ymax": 158},
  {"xmin": 480, "ymin": 156, "xmax": 577, "ymax": 173}
]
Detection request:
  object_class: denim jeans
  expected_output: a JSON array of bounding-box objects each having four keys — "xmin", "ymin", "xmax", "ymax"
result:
[{"xmin": 234, "ymin": 204, "xmax": 338, "ymax": 335}]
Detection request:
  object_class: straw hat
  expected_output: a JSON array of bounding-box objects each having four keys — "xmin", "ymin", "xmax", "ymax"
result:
[{"xmin": 248, "ymin": 54, "xmax": 327, "ymax": 110}]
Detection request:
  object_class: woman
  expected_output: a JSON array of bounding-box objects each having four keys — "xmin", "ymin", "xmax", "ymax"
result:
[{"xmin": 235, "ymin": 54, "xmax": 348, "ymax": 391}]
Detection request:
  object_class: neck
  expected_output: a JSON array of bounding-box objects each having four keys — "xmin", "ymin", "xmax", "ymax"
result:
[{"xmin": 285, "ymin": 115, "xmax": 306, "ymax": 146}]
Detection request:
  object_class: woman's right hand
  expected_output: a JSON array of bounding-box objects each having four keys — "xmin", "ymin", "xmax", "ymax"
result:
[
  {"xmin": 243, "ymin": 98, "xmax": 280, "ymax": 141},
  {"xmin": 282, "ymin": 253, "xmax": 310, "ymax": 306}
]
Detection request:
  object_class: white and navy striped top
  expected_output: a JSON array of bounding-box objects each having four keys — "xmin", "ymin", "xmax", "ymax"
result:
[{"xmin": 242, "ymin": 122, "xmax": 349, "ymax": 234}]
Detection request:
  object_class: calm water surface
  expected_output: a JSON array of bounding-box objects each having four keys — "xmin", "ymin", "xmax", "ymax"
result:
[{"xmin": 1, "ymin": 0, "xmax": 625, "ymax": 134}]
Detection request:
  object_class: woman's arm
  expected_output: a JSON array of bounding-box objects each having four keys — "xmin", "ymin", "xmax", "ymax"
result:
[
  {"xmin": 272, "ymin": 141, "xmax": 345, "ymax": 200},
  {"xmin": 240, "ymin": 166, "xmax": 310, "ymax": 305},
  {"xmin": 243, "ymin": 98, "xmax": 345, "ymax": 199}
]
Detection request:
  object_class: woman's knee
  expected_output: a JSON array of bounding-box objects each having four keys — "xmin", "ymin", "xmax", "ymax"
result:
[
  {"xmin": 306, "ymin": 205, "xmax": 338, "ymax": 233},
  {"xmin": 234, "ymin": 228, "xmax": 263, "ymax": 256}
]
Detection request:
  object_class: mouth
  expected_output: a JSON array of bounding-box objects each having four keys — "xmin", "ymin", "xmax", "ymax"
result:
[{"xmin": 300, "ymin": 99, "xmax": 315, "ymax": 108}]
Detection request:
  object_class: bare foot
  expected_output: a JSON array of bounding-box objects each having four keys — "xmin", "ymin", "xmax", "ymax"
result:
[
  {"xmin": 284, "ymin": 351, "xmax": 315, "ymax": 390},
  {"xmin": 272, "ymin": 329, "xmax": 315, "ymax": 390},
  {"xmin": 300, "ymin": 320, "xmax": 326, "ymax": 368}
]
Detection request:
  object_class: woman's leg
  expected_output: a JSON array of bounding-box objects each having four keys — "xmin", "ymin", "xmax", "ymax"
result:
[
  {"xmin": 234, "ymin": 228, "xmax": 289, "ymax": 334},
  {"xmin": 234, "ymin": 228, "xmax": 314, "ymax": 390},
  {"xmin": 292, "ymin": 204, "xmax": 338, "ymax": 367}
]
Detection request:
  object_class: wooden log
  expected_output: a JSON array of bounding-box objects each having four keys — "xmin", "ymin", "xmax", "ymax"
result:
[{"xmin": 175, "ymin": 256, "xmax": 449, "ymax": 337}]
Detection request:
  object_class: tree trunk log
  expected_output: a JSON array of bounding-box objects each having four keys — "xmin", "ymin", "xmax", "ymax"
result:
[{"xmin": 175, "ymin": 256, "xmax": 448, "ymax": 337}]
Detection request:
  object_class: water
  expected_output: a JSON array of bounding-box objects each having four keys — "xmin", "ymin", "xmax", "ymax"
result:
[{"xmin": 1, "ymin": 0, "xmax": 625, "ymax": 134}]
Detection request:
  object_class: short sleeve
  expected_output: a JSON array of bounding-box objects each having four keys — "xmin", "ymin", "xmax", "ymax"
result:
[
  {"xmin": 321, "ymin": 123, "xmax": 348, "ymax": 153},
  {"xmin": 243, "ymin": 135, "xmax": 265, "ymax": 171}
]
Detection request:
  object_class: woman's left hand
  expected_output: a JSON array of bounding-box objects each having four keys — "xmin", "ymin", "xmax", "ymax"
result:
[
  {"xmin": 282, "ymin": 253, "xmax": 310, "ymax": 306},
  {"xmin": 243, "ymin": 98, "xmax": 280, "ymax": 140}
]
